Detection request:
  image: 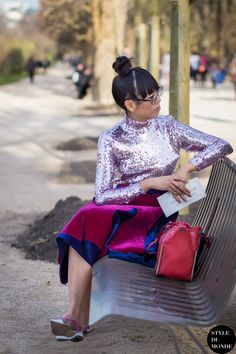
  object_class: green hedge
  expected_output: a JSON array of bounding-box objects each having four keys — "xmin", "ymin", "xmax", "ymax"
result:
[
  {"xmin": 0, "ymin": 71, "xmax": 27, "ymax": 86},
  {"xmin": 2, "ymin": 48, "xmax": 24, "ymax": 73}
]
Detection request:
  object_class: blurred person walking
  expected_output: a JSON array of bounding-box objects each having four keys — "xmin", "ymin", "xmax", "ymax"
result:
[
  {"xmin": 198, "ymin": 52, "xmax": 208, "ymax": 86},
  {"xmin": 210, "ymin": 62, "xmax": 227, "ymax": 89},
  {"xmin": 229, "ymin": 54, "xmax": 236, "ymax": 100},
  {"xmin": 190, "ymin": 51, "xmax": 200, "ymax": 84},
  {"xmin": 26, "ymin": 57, "xmax": 37, "ymax": 83},
  {"xmin": 42, "ymin": 59, "xmax": 50, "ymax": 74},
  {"xmin": 77, "ymin": 69, "xmax": 93, "ymax": 99},
  {"xmin": 72, "ymin": 63, "xmax": 85, "ymax": 99}
]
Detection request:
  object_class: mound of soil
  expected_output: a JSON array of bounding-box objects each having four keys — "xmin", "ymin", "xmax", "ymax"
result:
[
  {"xmin": 12, "ymin": 196, "xmax": 87, "ymax": 263},
  {"xmin": 56, "ymin": 137, "xmax": 98, "ymax": 151},
  {"xmin": 12, "ymin": 194, "xmax": 200, "ymax": 263}
]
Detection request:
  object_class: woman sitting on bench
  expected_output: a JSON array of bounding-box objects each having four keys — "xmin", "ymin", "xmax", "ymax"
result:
[{"xmin": 50, "ymin": 56, "xmax": 233, "ymax": 342}]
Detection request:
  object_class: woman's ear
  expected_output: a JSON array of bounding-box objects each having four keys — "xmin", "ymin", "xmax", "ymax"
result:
[{"xmin": 124, "ymin": 99, "xmax": 136, "ymax": 112}]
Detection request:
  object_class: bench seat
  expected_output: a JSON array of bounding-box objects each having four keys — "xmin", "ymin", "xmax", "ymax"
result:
[{"xmin": 90, "ymin": 158, "xmax": 236, "ymax": 330}]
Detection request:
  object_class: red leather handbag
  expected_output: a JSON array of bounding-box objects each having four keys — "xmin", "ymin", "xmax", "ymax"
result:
[{"xmin": 148, "ymin": 221, "xmax": 202, "ymax": 281}]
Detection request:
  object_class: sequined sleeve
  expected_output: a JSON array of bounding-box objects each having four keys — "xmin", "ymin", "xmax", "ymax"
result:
[
  {"xmin": 169, "ymin": 115, "xmax": 233, "ymax": 170},
  {"xmin": 95, "ymin": 131, "xmax": 145, "ymax": 205}
]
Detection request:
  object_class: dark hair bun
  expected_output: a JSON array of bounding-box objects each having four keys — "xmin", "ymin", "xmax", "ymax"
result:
[{"xmin": 112, "ymin": 56, "xmax": 132, "ymax": 77}]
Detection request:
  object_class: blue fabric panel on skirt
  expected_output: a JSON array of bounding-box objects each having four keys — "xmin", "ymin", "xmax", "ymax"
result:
[
  {"xmin": 56, "ymin": 233, "xmax": 101, "ymax": 284},
  {"xmin": 105, "ymin": 207, "xmax": 138, "ymax": 253},
  {"xmin": 107, "ymin": 250, "xmax": 157, "ymax": 268}
]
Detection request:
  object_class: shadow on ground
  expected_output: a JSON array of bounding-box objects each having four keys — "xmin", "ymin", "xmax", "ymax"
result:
[
  {"xmin": 57, "ymin": 160, "xmax": 96, "ymax": 183},
  {"xmin": 56, "ymin": 137, "xmax": 98, "ymax": 151}
]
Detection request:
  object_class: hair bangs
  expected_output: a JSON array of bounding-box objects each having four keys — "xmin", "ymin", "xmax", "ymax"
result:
[{"xmin": 135, "ymin": 68, "xmax": 160, "ymax": 98}]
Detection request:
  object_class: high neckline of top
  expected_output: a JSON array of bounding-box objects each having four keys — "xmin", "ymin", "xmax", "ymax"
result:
[{"xmin": 123, "ymin": 114, "xmax": 155, "ymax": 129}]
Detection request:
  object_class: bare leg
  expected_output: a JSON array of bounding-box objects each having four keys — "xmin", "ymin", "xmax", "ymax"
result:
[
  {"xmin": 64, "ymin": 246, "xmax": 92, "ymax": 328},
  {"xmin": 79, "ymin": 271, "xmax": 92, "ymax": 327}
]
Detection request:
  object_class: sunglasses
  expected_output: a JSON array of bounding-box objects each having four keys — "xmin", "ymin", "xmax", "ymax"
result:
[{"xmin": 125, "ymin": 87, "xmax": 163, "ymax": 105}]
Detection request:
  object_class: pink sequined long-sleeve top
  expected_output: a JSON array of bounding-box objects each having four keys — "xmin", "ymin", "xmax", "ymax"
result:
[{"xmin": 95, "ymin": 114, "xmax": 233, "ymax": 205}]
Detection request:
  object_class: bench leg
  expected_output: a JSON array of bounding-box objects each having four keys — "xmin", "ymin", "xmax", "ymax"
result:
[
  {"xmin": 167, "ymin": 324, "xmax": 209, "ymax": 354},
  {"xmin": 184, "ymin": 326, "xmax": 209, "ymax": 354},
  {"xmin": 166, "ymin": 324, "xmax": 182, "ymax": 354}
]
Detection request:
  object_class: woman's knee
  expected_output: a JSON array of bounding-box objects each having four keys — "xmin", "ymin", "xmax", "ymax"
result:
[{"xmin": 69, "ymin": 246, "xmax": 92, "ymax": 271}]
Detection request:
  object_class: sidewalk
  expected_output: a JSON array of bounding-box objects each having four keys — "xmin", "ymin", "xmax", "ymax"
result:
[{"xmin": 0, "ymin": 62, "xmax": 235, "ymax": 354}]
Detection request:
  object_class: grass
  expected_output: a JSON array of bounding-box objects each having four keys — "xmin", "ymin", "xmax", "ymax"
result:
[{"xmin": 0, "ymin": 72, "xmax": 28, "ymax": 86}]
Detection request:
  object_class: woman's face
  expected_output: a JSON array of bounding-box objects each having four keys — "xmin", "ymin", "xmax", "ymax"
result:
[{"xmin": 125, "ymin": 90, "xmax": 161, "ymax": 121}]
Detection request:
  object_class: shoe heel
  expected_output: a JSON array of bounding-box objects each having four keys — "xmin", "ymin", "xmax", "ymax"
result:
[
  {"xmin": 83, "ymin": 326, "xmax": 94, "ymax": 334},
  {"xmin": 50, "ymin": 319, "xmax": 76, "ymax": 337}
]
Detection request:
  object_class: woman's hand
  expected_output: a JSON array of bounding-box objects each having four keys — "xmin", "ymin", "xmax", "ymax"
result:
[
  {"xmin": 172, "ymin": 168, "xmax": 191, "ymax": 202},
  {"xmin": 171, "ymin": 162, "xmax": 197, "ymax": 202},
  {"xmin": 140, "ymin": 175, "xmax": 191, "ymax": 202}
]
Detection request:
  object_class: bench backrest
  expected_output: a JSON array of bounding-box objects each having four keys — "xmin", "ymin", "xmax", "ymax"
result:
[{"xmin": 192, "ymin": 157, "xmax": 236, "ymax": 318}]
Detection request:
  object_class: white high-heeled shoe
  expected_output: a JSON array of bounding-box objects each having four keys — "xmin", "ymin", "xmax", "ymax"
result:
[{"xmin": 50, "ymin": 317, "xmax": 84, "ymax": 342}]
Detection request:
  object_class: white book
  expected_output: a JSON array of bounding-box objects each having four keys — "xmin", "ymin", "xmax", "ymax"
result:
[{"xmin": 157, "ymin": 177, "xmax": 207, "ymax": 217}]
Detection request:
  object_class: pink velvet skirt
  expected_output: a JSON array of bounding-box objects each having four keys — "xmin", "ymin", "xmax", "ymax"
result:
[{"xmin": 56, "ymin": 192, "xmax": 177, "ymax": 284}]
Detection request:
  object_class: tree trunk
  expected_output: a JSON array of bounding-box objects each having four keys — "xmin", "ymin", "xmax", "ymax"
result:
[
  {"xmin": 216, "ymin": 0, "xmax": 223, "ymax": 59},
  {"xmin": 178, "ymin": 0, "xmax": 190, "ymax": 125},
  {"xmin": 150, "ymin": 15, "xmax": 160, "ymax": 80},
  {"xmin": 170, "ymin": 0, "xmax": 190, "ymax": 215},
  {"xmin": 148, "ymin": 0, "xmax": 160, "ymax": 78},
  {"xmin": 138, "ymin": 23, "xmax": 148, "ymax": 68},
  {"xmin": 169, "ymin": 1, "xmax": 178, "ymax": 119},
  {"xmin": 134, "ymin": 0, "xmax": 143, "ymax": 65},
  {"xmin": 111, "ymin": 0, "xmax": 128, "ymax": 55},
  {"xmin": 91, "ymin": 0, "xmax": 116, "ymax": 103}
]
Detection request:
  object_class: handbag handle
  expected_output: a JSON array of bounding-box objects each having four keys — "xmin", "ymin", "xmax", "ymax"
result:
[
  {"xmin": 145, "ymin": 221, "xmax": 174, "ymax": 254},
  {"xmin": 145, "ymin": 221, "xmax": 193, "ymax": 255},
  {"xmin": 145, "ymin": 238, "xmax": 159, "ymax": 254},
  {"xmin": 145, "ymin": 222, "xmax": 172, "ymax": 254}
]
